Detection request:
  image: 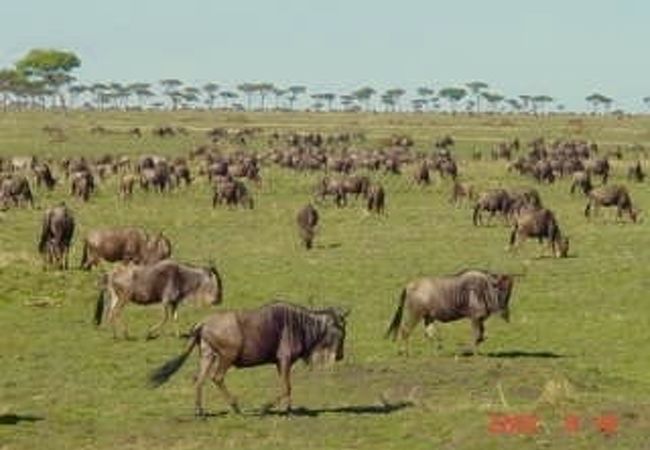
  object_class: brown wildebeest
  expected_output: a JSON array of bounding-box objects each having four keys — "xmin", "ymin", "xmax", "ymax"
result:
[
  {"xmin": 80, "ymin": 227, "xmax": 172, "ymax": 270},
  {"xmin": 450, "ymin": 181, "xmax": 476, "ymax": 205},
  {"xmin": 95, "ymin": 260, "xmax": 223, "ymax": 339},
  {"xmin": 213, "ymin": 179, "xmax": 254, "ymax": 209},
  {"xmin": 33, "ymin": 163, "xmax": 56, "ymax": 190},
  {"xmin": 627, "ymin": 161, "xmax": 645, "ymax": 182},
  {"xmin": 38, "ymin": 203, "xmax": 75, "ymax": 269},
  {"xmin": 508, "ymin": 187, "xmax": 543, "ymax": 218},
  {"xmin": 316, "ymin": 177, "xmax": 346, "ymax": 207},
  {"xmin": 414, "ymin": 162, "xmax": 431, "ymax": 185},
  {"xmin": 533, "ymin": 160, "xmax": 555, "ymax": 184},
  {"xmin": 367, "ymin": 184, "xmax": 385, "ymax": 214},
  {"xmin": 149, "ymin": 301, "xmax": 348, "ymax": 416},
  {"xmin": 472, "ymin": 189, "xmax": 513, "ymax": 226},
  {"xmin": 509, "ymin": 208, "xmax": 569, "ymax": 258},
  {"xmin": 586, "ymin": 158, "xmax": 610, "ymax": 184},
  {"xmin": 570, "ymin": 171, "xmax": 593, "ymax": 196},
  {"xmin": 0, "ymin": 175, "xmax": 34, "ymax": 209},
  {"xmin": 172, "ymin": 164, "xmax": 192, "ymax": 187},
  {"xmin": 385, "ymin": 269, "xmax": 515, "ymax": 355},
  {"xmin": 119, "ymin": 174, "xmax": 137, "ymax": 200},
  {"xmin": 585, "ymin": 185, "xmax": 638, "ymax": 223},
  {"xmin": 70, "ymin": 170, "xmax": 95, "ymax": 202},
  {"xmin": 296, "ymin": 203, "xmax": 319, "ymax": 249},
  {"xmin": 341, "ymin": 175, "xmax": 370, "ymax": 199}
]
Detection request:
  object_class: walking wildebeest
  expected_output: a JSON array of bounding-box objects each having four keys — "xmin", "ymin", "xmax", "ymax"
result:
[
  {"xmin": 385, "ymin": 269, "xmax": 515, "ymax": 355},
  {"xmin": 296, "ymin": 203, "xmax": 319, "ymax": 249},
  {"xmin": 473, "ymin": 189, "xmax": 512, "ymax": 225},
  {"xmin": 316, "ymin": 177, "xmax": 347, "ymax": 207},
  {"xmin": 509, "ymin": 208, "xmax": 569, "ymax": 258},
  {"xmin": 586, "ymin": 158, "xmax": 610, "ymax": 184},
  {"xmin": 367, "ymin": 184, "xmax": 385, "ymax": 214},
  {"xmin": 414, "ymin": 162, "xmax": 431, "ymax": 185},
  {"xmin": 38, "ymin": 203, "xmax": 75, "ymax": 269},
  {"xmin": 585, "ymin": 185, "xmax": 638, "ymax": 223},
  {"xmin": 627, "ymin": 161, "xmax": 645, "ymax": 182},
  {"xmin": 0, "ymin": 175, "xmax": 34, "ymax": 209},
  {"xmin": 70, "ymin": 170, "xmax": 95, "ymax": 202},
  {"xmin": 119, "ymin": 174, "xmax": 137, "ymax": 200},
  {"xmin": 149, "ymin": 301, "xmax": 348, "ymax": 416},
  {"xmin": 80, "ymin": 227, "xmax": 172, "ymax": 270},
  {"xmin": 213, "ymin": 179, "xmax": 254, "ymax": 209},
  {"xmin": 570, "ymin": 171, "xmax": 593, "ymax": 196},
  {"xmin": 33, "ymin": 163, "xmax": 56, "ymax": 190},
  {"xmin": 95, "ymin": 260, "xmax": 223, "ymax": 339}
]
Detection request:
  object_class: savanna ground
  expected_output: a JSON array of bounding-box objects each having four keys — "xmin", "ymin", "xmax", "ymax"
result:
[{"xmin": 1, "ymin": 111, "xmax": 649, "ymax": 449}]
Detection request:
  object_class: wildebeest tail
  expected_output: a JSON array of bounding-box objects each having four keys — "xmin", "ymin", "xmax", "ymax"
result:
[
  {"xmin": 509, "ymin": 223, "xmax": 519, "ymax": 246},
  {"xmin": 385, "ymin": 288, "xmax": 406, "ymax": 340},
  {"xmin": 80, "ymin": 239, "xmax": 89, "ymax": 269},
  {"xmin": 472, "ymin": 203, "xmax": 480, "ymax": 226},
  {"xmin": 149, "ymin": 324, "xmax": 202, "ymax": 387},
  {"xmin": 94, "ymin": 285, "xmax": 107, "ymax": 326}
]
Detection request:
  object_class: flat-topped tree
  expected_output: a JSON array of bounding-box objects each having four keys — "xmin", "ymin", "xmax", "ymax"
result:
[
  {"xmin": 16, "ymin": 48, "xmax": 81, "ymax": 110},
  {"xmin": 202, "ymin": 83, "xmax": 219, "ymax": 109},
  {"xmin": 466, "ymin": 81, "xmax": 488, "ymax": 113}
]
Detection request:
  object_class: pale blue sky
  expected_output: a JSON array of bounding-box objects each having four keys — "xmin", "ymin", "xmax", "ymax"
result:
[{"xmin": 1, "ymin": 0, "xmax": 648, "ymax": 110}]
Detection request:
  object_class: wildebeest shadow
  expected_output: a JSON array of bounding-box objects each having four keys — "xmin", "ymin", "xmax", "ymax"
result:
[
  {"xmin": 256, "ymin": 401, "xmax": 413, "ymax": 417},
  {"xmin": 0, "ymin": 413, "xmax": 45, "ymax": 425},
  {"xmin": 485, "ymin": 350, "xmax": 565, "ymax": 359},
  {"xmin": 532, "ymin": 254, "xmax": 578, "ymax": 260},
  {"xmin": 315, "ymin": 242, "xmax": 342, "ymax": 249}
]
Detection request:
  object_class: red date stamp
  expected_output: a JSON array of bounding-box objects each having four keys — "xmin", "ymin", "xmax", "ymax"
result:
[{"xmin": 489, "ymin": 413, "xmax": 618, "ymax": 435}]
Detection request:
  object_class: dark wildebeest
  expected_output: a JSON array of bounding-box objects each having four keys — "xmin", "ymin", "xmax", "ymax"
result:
[
  {"xmin": 316, "ymin": 177, "xmax": 347, "ymax": 207},
  {"xmin": 586, "ymin": 158, "xmax": 610, "ymax": 184},
  {"xmin": 95, "ymin": 260, "xmax": 223, "ymax": 339},
  {"xmin": 367, "ymin": 184, "xmax": 385, "ymax": 214},
  {"xmin": 80, "ymin": 227, "xmax": 172, "ymax": 270},
  {"xmin": 508, "ymin": 187, "xmax": 543, "ymax": 218},
  {"xmin": 570, "ymin": 171, "xmax": 593, "ymax": 196},
  {"xmin": 70, "ymin": 170, "xmax": 95, "ymax": 202},
  {"xmin": 38, "ymin": 203, "xmax": 75, "ymax": 269},
  {"xmin": 385, "ymin": 269, "xmax": 515, "ymax": 355},
  {"xmin": 341, "ymin": 175, "xmax": 370, "ymax": 199},
  {"xmin": 509, "ymin": 208, "xmax": 569, "ymax": 258},
  {"xmin": 450, "ymin": 181, "xmax": 476, "ymax": 205},
  {"xmin": 473, "ymin": 189, "xmax": 513, "ymax": 226},
  {"xmin": 627, "ymin": 161, "xmax": 645, "ymax": 182},
  {"xmin": 296, "ymin": 203, "xmax": 319, "ymax": 249},
  {"xmin": 213, "ymin": 179, "xmax": 254, "ymax": 209},
  {"xmin": 0, "ymin": 175, "xmax": 34, "ymax": 209},
  {"xmin": 149, "ymin": 301, "xmax": 348, "ymax": 416},
  {"xmin": 585, "ymin": 185, "xmax": 638, "ymax": 223},
  {"xmin": 414, "ymin": 162, "xmax": 431, "ymax": 185},
  {"xmin": 33, "ymin": 163, "xmax": 56, "ymax": 190}
]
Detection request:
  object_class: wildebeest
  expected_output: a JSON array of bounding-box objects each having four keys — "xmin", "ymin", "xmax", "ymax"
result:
[
  {"xmin": 95, "ymin": 260, "xmax": 223, "ymax": 339},
  {"xmin": 119, "ymin": 174, "xmax": 137, "ymax": 200},
  {"xmin": 38, "ymin": 203, "xmax": 75, "ymax": 269},
  {"xmin": 367, "ymin": 184, "xmax": 385, "ymax": 214},
  {"xmin": 414, "ymin": 162, "xmax": 431, "ymax": 185},
  {"xmin": 213, "ymin": 178, "xmax": 254, "ymax": 209},
  {"xmin": 509, "ymin": 208, "xmax": 569, "ymax": 258},
  {"xmin": 450, "ymin": 181, "xmax": 476, "ymax": 205},
  {"xmin": 70, "ymin": 170, "xmax": 95, "ymax": 202},
  {"xmin": 149, "ymin": 301, "xmax": 348, "ymax": 416},
  {"xmin": 570, "ymin": 171, "xmax": 593, "ymax": 196},
  {"xmin": 0, "ymin": 175, "xmax": 34, "ymax": 209},
  {"xmin": 316, "ymin": 177, "xmax": 347, "ymax": 207},
  {"xmin": 80, "ymin": 227, "xmax": 172, "ymax": 270},
  {"xmin": 472, "ymin": 189, "xmax": 512, "ymax": 225},
  {"xmin": 627, "ymin": 161, "xmax": 645, "ymax": 182},
  {"xmin": 586, "ymin": 158, "xmax": 610, "ymax": 184},
  {"xmin": 585, "ymin": 185, "xmax": 638, "ymax": 223},
  {"xmin": 385, "ymin": 269, "xmax": 515, "ymax": 354},
  {"xmin": 33, "ymin": 163, "xmax": 56, "ymax": 190},
  {"xmin": 296, "ymin": 203, "xmax": 319, "ymax": 249}
]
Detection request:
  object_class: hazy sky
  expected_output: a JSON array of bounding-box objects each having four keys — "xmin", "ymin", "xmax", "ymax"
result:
[{"xmin": 1, "ymin": 0, "xmax": 648, "ymax": 111}]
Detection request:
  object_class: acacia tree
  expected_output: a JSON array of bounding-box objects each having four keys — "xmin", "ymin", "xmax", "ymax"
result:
[
  {"xmin": 255, "ymin": 83, "xmax": 275, "ymax": 110},
  {"xmin": 237, "ymin": 83, "xmax": 256, "ymax": 110},
  {"xmin": 384, "ymin": 88, "xmax": 406, "ymax": 112},
  {"xmin": 643, "ymin": 96, "xmax": 650, "ymax": 112},
  {"xmin": 160, "ymin": 79, "xmax": 183, "ymax": 109},
  {"xmin": 466, "ymin": 81, "xmax": 488, "ymax": 113},
  {"xmin": 353, "ymin": 86, "xmax": 376, "ymax": 111},
  {"xmin": 272, "ymin": 87, "xmax": 287, "ymax": 109},
  {"xmin": 0, "ymin": 69, "xmax": 23, "ymax": 110},
  {"xmin": 586, "ymin": 93, "xmax": 612, "ymax": 114},
  {"xmin": 15, "ymin": 48, "xmax": 81, "ymax": 110},
  {"xmin": 532, "ymin": 95, "xmax": 553, "ymax": 115},
  {"xmin": 438, "ymin": 87, "xmax": 467, "ymax": 113},
  {"xmin": 219, "ymin": 91, "xmax": 238, "ymax": 109},
  {"xmin": 481, "ymin": 92, "xmax": 504, "ymax": 112},
  {"xmin": 202, "ymin": 83, "xmax": 219, "ymax": 109},
  {"xmin": 416, "ymin": 87, "xmax": 434, "ymax": 111},
  {"xmin": 287, "ymin": 85, "xmax": 306, "ymax": 110}
]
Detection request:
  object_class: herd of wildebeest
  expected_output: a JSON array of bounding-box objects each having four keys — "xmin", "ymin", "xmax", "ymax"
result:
[{"xmin": 1, "ymin": 124, "xmax": 645, "ymax": 416}]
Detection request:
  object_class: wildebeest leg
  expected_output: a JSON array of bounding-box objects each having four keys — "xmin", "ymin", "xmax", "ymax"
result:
[
  {"xmin": 211, "ymin": 356, "xmax": 239, "ymax": 414},
  {"xmin": 146, "ymin": 303, "xmax": 171, "ymax": 340},
  {"xmin": 398, "ymin": 312, "xmax": 419, "ymax": 356},
  {"xmin": 263, "ymin": 358, "xmax": 292, "ymax": 413},
  {"xmin": 470, "ymin": 318, "xmax": 485, "ymax": 355},
  {"xmin": 423, "ymin": 317, "xmax": 442, "ymax": 350},
  {"xmin": 108, "ymin": 296, "xmax": 129, "ymax": 340},
  {"xmin": 194, "ymin": 344, "xmax": 215, "ymax": 417}
]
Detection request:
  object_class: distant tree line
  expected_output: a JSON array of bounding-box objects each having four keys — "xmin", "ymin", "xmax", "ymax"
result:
[{"xmin": 0, "ymin": 48, "xmax": 641, "ymax": 115}]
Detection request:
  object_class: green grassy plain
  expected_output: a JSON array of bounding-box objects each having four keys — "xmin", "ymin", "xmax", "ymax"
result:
[{"xmin": 1, "ymin": 111, "xmax": 649, "ymax": 449}]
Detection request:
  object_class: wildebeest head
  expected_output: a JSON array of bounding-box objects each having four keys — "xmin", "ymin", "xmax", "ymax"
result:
[
  {"xmin": 145, "ymin": 233, "xmax": 172, "ymax": 263},
  {"xmin": 491, "ymin": 274, "xmax": 515, "ymax": 322},
  {"xmin": 555, "ymin": 235, "xmax": 570, "ymax": 258},
  {"xmin": 310, "ymin": 307, "xmax": 349, "ymax": 363}
]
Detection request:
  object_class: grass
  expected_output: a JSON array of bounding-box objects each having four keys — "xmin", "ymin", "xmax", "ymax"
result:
[{"xmin": 0, "ymin": 110, "xmax": 649, "ymax": 449}]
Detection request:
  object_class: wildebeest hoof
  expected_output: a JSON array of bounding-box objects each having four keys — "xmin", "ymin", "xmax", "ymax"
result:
[
  {"xmin": 195, "ymin": 408, "xmax": 207, "ymax": 419},
  {"xmin": 230, "ymin": 403, "xmax": 241, "ymax": 415},
  {"xmin": 145, "ymin": 333, "xmax": 159, "ymax": 341}
]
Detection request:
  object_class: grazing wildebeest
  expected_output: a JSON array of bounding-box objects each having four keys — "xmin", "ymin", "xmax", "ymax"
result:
[
  {"xmin": 38, "ymin": 203, "xmax": 75, "ymax": 269},
  {"xmin": 472, "ymin": 189, "xmax": 512, "ymax": 225},
  {"xmin": 70, "ymin": 170, "xmax": 95, "ymax": 202},
  {"xmin": 341, "ymin": 175, "xmax": 370, "ymax": 199},
  {"xmin": 450, "ymin": 181, "xmax": 476, "ymax": 205},
  {"xmin": 585, "ymin": 185, "xmax": 638, "ymax": 223},
  {"xmin": 508, "ymin": 187, "xmax": 543, "ymax": 218},
  {"xmin": 509, "ymin": 208, "xmax": 569, "ymax": 258},
  {"xmin": 119, "ymin": 174, "xmax": 137, "ymax": 200},
  {"xmin": 80, "ymin": 227, "xmax": 172, "ymax": 270},
  {"xmin": 296, "ymin": 203, "xmax": 319, "ymax": 249},
  {"xmin": 149, "ymin": 301, "xmax": 348, "ymax": 416},
  {"xmin": 0, "ymin": 175, "xmax": 34, "ymax": 209},
  {"xmin": 95, "ymin": 260, "xmax": 223, "ymax": 339},
  {"xmin": 367, "ymin": 184, "xmax": 385, "ymax": 214},
  {"xmin": 385, "ymin": 269, "xmax": 515, "ymax": 355},
  {"xmin": 627, "ymin": 161, "xmax": 645, "ymax": 182},
  {"xmin": 33, "ymin": 163, "xmax": 56, "ymax": 190},
  {"xmin": 586, "ymin": 158, "xmax": 610, "ymax": 184},
  {"xmin": 570, "ymin": 171, "xmax": 593, "ymax": 196},
  {"xmin": 213, "ymin": 179, "xmax": 254, "ymax": 209}
]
